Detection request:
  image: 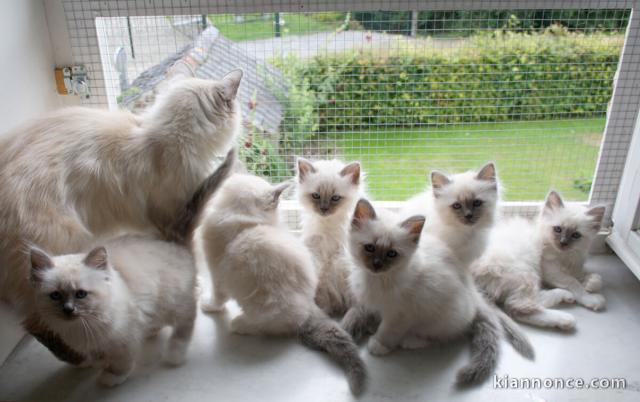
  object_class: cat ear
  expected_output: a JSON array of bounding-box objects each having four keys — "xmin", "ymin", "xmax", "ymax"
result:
[
  {"xmin": 544, "ymin": 190, "xmax": 564, "ymax": 211},
  {"xmin": 340, "ymin": 162, "xmax": 361, "ymax": 185},
  {"xmin": 476, "ymin": 162, "xmax": 496, "ymax": 182},
  {"xmin": 352, "ymin": 199, "xmax": 376, "ymax": 229},
  {"xmin": 221, "ymin": 69, "xmax": 243, "ymax": 100},
  {"xmin": 400, "ymin": 215, "xmax": 426, "ymax": 243},
  {"xmin": 297, "ymin": 158, "xmax": 316, "ymax": 182},
  {"xmin": 83, "ymin": 247, "xmax": 108, "ymax": 270},
  {"xmin": 272, "ymin": 182, "xmax": 290, "ymax": 203},
  {"xmin": 30, "ymin": 247, "xmax": 54, "ymax": 281},
  {"xmin": 430, "ymin": 171, "xmax": 450, "ymax": 196},
  {"xmin": 586, "ymin": 206, "xmax": 605, "ymax": 229}
]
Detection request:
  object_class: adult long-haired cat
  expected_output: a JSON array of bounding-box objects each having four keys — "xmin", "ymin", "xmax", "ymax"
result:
[
  {"xmin": 200, "ymin": 173, "xmax": 366, "ymax": 395},
  {"xmin": 25, "ymin": 149, "xmax": 237, "ymax": 386},
  {"xmin": 402, "ymin": 162, "xmax": 499, "ymax": 268},
  {"xmin": 296, "ymin": 158, "xmax": 363, "ymax": 316},
  {"xmin": 472, "ymin": 191, "xmax": 606, "ymax": 331},
  {"xmin": 0, "ymin": 70, "xmax": 243, "ymax": 312},
  {"xmin": 345, "ymin": 199, "xmax": 533, "ymax": 385}
]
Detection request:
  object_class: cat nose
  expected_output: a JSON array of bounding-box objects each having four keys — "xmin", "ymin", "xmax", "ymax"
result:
[
  {"xmin": 464, "ymin": 212, "xmax": 473, "ymax": 219},
  {"xmin": 372, "ymin": 258, "xmax": 383, "ymax": 269},
  {"xmin": 62, "ymin": 303, "xmax": 75, "ymax": 316},
  {"xmin": 560, "ymin": 239, "xmax": 569, "ymax": 246},
  {"xmin": 320, "ymin": 206, "xmax": 329, "ymax": 213}
]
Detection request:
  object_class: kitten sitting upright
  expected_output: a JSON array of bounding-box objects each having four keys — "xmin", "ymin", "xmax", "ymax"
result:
[
  {"xmin": 472, "ymin": 191, "xmax": 606, "ymax": 331},
  {"xmin": 200, "ymin": 173, "xmax": 366, "ymax": 395},
  {"xmin": 346, "ymin": 199, "xmax": 533, "ymax": 385},
  {"xmin": 402, "ymin": 162, "xmax": 499, "ymax": 269},
  {"xmin": 296, "ymin": 158, "xmax": 363, "ymax": 316}
]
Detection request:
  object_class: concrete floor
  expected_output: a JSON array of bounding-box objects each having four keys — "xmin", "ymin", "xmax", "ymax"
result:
[{"xmin": 1, "ymin": 254, "xmax": 639, "ymax": 401}]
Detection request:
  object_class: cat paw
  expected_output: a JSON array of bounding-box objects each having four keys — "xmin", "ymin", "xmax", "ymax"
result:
[
  {"xmin": 584, "ymin": 274, "xmax": 603, "ymax": 293},
  {"xmin": 580, "ymin": 294, "xmax": 606, "ymax": 311},
  {"xmin": 200, "ymin": 297, "xmax": 226, "ymax": 314},
  {"xmin": 555, "ymin": 314, "xmax": 577, "ymax": 331},
  {"xmin": 367, "ymin": 338, "xmax": 391, "ymax": 356},
  {"xmin": 164, "ymin": 341, "xmax": 188, "ymax": 366},
  {"xmin": 400, "ymin": 336, "xmax": 429, "ymax": 350},
  {"xmin": 230, "ymin": 316, "xmax": 257, "ymax": 335},
  {"xmin": 556, "ymin": 289, "xmax": 576, "ymax": 304},
  {"xmin": 98, "ymin": 371, "xmax": 129, "ymax": 387}
]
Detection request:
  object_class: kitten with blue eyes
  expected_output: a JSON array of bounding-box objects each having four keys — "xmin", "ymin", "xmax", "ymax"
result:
[
  {"xmin": 346, "ymin": 199, "xmax": 533, "ymax": 385},
  {"xmin": 402, "ymin": 162, "xmax": 499, "ymax": 270},
  {"xmin": 472, "ymin": 191, "xmax": 606, "ymax": 331},
  {"xmin": 297, "ymin": 158, "xmax": 363, "ymax": 316}
]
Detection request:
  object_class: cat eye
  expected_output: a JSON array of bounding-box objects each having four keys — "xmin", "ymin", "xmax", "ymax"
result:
[
  {"xmin": 452, "ymin": 202, "xmax": 462, "ymax": 209},
  {"xmin": 49, "ymin": 291, "xmax": 62, "ymax": 301},
  {"xmin": 553, "ymin": 226, "xmax": 562, "ymax": 233},
  {"xmin": 364, "ymin": 244, "xmax": 375, "ymax": 252},
  {"xmin": 572, "ymin": 232, "xmax": 582, "ymax": 239},
  {"xmin": 311, "ymin": 192, "xmax": 320, "ymax": 199},
  {"xmin": 331, "ymin": 195, "xmax": 341, "ymax": 202},
  {"xmin": 472, "ymin": 199, "xmax": 483, "ymax": 207},
  {"xmin": 387, "ymin": 250, "xmax": 398, "ymax": 258},
  {"xmin": 75, "ymin": 290, "xmax": 87, "ymax": 299}
]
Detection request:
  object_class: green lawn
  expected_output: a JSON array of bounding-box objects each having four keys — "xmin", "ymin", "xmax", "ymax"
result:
[
  {"xmin": 208, "ymin": 13, "xmax": 339, "ymax": 42},
  {"xmin": 329, "ymin": 118, "xmax": 605, "ymax": 202}
]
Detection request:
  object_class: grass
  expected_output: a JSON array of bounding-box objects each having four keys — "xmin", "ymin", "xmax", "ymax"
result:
[
  {"xmin": 208, "ymin": 13, "xmax": 340, "ymax": 42},
  {"xmin": 329, "ymin": 118, "xmax": 605, "ymax": 202}
]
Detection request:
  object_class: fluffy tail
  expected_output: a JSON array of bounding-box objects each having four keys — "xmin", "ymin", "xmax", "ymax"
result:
[
  {"xmin": 456, "ymin": 304, "xmax": 501, "ymax": 386},
  {"xmin": 298, "ymin": 311, "xmax": 367, "ymax": 395},
  {"xmin": 494, "ymin": 306, "xmax": 535, "ymax": 359},
  {"xmin": 164, "ymin": 148, "xmax": 235, "ymax": 244}
]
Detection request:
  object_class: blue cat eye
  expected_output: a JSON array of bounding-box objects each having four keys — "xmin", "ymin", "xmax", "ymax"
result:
[
  {"xmin": 387, "ymin": 250, "xmax": 398, "ymax": 258},
  {"xmin": 572, "ymin": 232, "xmax": 582, "ymax": 239},
  {"xmin": 75, "ymin": 290, "xmax": 87, "ymax": 299},
  {"xmin": 331, "ymin": 195, "xmax": 341, "ymax": 202},
  {"xmin": 553, "ymin": 226, "xmax": 562, "ymax": 233},
  {"xmin": 473, "ymin": 199, "xmax": 483, "ymax": 207},
  {"xmin": 49, "ymin": 291, "xmax": 62, "ymax": 301},
  {"xmin": 311, "ymin": 192, "xmax": 320, "ymax": 199},
  {"xmin": 364, "ymin": 244, "xmax": 375, "ymax": 252},
  {"xmin": 452, "ymin": 202, "xmax": 462, "ymax": 209}
]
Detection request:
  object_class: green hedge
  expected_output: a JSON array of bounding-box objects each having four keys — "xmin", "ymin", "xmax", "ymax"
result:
[{"xmin": 298, "ymin": 29, "xmax": 622, "ymax": 129}]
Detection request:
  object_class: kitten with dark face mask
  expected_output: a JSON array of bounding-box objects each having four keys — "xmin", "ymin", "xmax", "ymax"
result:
[
  {"xmin": 296, "ymin": 158, "xmax": 363, "ymax": 316},
  {"xmin": 346, "ymin": 199, "xmax": 533, "ymax": 385},
  {"xmin": 472, "ymin": 191, "xmax": 606, "ymax": 331},
  {"xmin": 403, "ymin": 163, "xmax": 499, "ymax": 269}
]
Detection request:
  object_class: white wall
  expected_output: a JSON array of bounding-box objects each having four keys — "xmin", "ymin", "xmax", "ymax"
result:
[{"xmin": 0, "ymin": 0, "xmax": 71, "ymax": 363}]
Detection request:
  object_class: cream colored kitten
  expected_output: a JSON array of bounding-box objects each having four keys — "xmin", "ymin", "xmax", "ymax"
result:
[
  {"xmin": 347, "ymin": 199, "xmax": 532, "ymax": 385},
  {"xmin": 296, "ymin": 158, "xmax": 363, "ymax": 316},
  {"xmin": 200, "ymin": 174, "xmax": 366, "ymax": 394},
  {"xmin": 402, "ymin": 162, "xmax": 499, "ymax": 269},
  {"xmin": 0, "ymin": 70, "xmax": 243, "ymax": 312},
  {"xmin": 472, "ymin": 191, "xmax": 605, "ymax": 331}
]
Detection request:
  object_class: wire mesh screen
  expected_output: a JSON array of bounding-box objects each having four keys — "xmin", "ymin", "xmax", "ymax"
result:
[{"xmin": 90, "ymin": 7, "xmax": 630, "ymax": 202}]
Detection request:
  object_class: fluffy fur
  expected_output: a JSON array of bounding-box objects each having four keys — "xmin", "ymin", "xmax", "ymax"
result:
[
  {"xmin": 347, "ymin": 199, "xmax": 531, "ymax": 386},
  {"xmin": 472, "ymin": 191, "xmax": 606, "ymax": 331},
  {"xmin": 200, "ymin": 174, "xmax": 366, "ymax": 394},
  {"xmin": 402, "ymin": 162, "xmax": 499, "ymax": 269},
  {"xmin": 0, "ymin": 70, "xmax": 243, "ymax": 312},
  {"xmin": 29, "ymin": 236, "xmax": 197, "ymax": 386},
  {"xmin": 296, "ymin": 158, "xmax": 363, "ymax": 316}
]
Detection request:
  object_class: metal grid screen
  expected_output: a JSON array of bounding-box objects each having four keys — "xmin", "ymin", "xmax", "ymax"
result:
[{"xmin": 63, "ymin": 1, "xmax": 638, "ymax": 214}]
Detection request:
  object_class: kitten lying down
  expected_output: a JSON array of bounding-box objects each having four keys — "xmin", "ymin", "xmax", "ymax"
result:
[
  {"xmin": 472, "ymin": 191, "xmax": 606, "ymax": 331},
  {"xmin": 343, "ymin": 199, "xmax": 533, "ymax": 385},
  {"xmin": 200, "ymin": 173, "xmax": 366, "ymax": 395}
]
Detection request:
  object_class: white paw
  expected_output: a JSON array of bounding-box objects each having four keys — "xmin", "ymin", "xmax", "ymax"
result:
[
  {"xmin": 367, "ymin": 337, "xmax": 391, "ymax": 356},
  {"xmin": 557, "ymin": 289, "xmax": 576, "ymax": 304},
  {"xmin": 555, "ymin": 314, "xmax": 577, "ymax": 331},
  {"xmin": 200, "ymin": 297, "xmax": 226, "ymax": 313},
  {"xmin": 400, "ymin": 336, "xmax": 429, "ymax": 350},
  {"xmin": 584, "ymin": 274, "xmax": 603, "ymax": 293},
  {"xmin": 580, "ymin": 294, "xmax": 606, "ymax": 311},
  {"xmin": 164, "ymin": 344, "xmax": 188, "ymax": 366},
  {"xmin": 230, "ymin": 317, "xmax": 255, "ymax": 335},
  {"xmin": 98, "ymin": 371, "xmax": 128, "ymax": 387}
]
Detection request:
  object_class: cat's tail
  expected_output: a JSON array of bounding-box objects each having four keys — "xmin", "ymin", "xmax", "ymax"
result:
[
  {"xmin": 164, "ymin": 148, "xmax": 236, "ymax": 244},
  {"xmin": 493, "ymin": 305, "xmax": 535, "ymax": 359},
  {"xmin": 456, "ymin": 303, "xmax": 501, "ymax": 386},
  {"xmin": 298, "ymin": 310, "xmax": 367, "ymax": 395}
]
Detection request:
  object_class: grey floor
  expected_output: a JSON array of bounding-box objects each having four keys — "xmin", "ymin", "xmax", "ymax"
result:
[{"xmin": 1, "ymin": 254, "xmax": 639, "ymax": 402}]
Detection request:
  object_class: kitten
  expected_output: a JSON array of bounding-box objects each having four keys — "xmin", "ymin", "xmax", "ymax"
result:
[
  {"xmin": 346, "ymin": 199, "xmax": 533, "ymax": 385},
  {"xmin": 472, "ymin": 191, "xmax": 605, "ymax": 331},
  {"xmin": 296, "ymin": 158, "xmax": 363, "ymax": 316},
  {"xmin": 199, "ymin": 173, "xmax": 366, "ymax": 394},
  {"xmin": 0, "ymin": 70, "xmax": 243, "ymax": 312},
  {"xmin": 25, "ymin": 150, "xmax": 236, "ymax": 368},
  {"xmin": 402, "ymin": 162, "xmax": 499, "ymax": 269}
]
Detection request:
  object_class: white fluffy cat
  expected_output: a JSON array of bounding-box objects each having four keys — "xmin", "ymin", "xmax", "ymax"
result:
[
  {"xmin": 0, "ymin": 70, "xmax": 243, "ymax": 312},
  {"xmin": 296, "ymin": 158, "xmax": 363, "ymax": 316},
  {"xmin": 472, "ymin": 191, "xmax": 606, "ymax": 331},
  {"xmin": 199, "ymin": 173, "xmax": 366, "ymax": 394},
  {"xmin": 402, "ymin": 162, "xmax": 499, "ymax": 269},
  {"xmin": 346, "ymin": 199, "xmax": 533, "ymax": 385}
]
